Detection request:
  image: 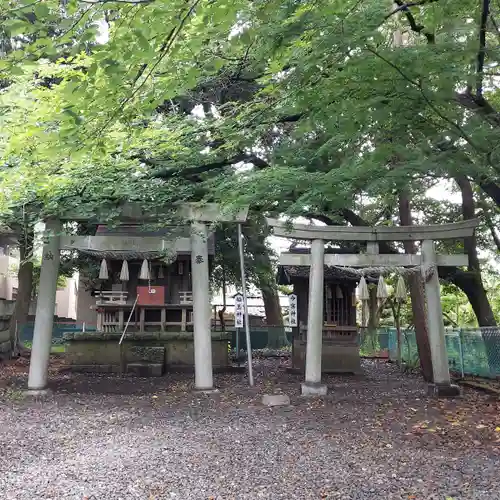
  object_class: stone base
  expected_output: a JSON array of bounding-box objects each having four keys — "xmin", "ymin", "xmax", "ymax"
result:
[
  {"xmin": 193, "ymin": 387, "xmax": 219, "ymax": 394},
  {"xmin": 301, "ymin": 382, "xmax": 328, "ymax": 396},
  {"xmin": 24, "ymin": 389, "xmax": 52, "ymax": 397},
  {"xmin": 262, "ymin": 394, "xmax": 291, "ymax": 407},
  {"xmin": 71, "ymin": 364, "xmax": 122, "ymax": 374},
  {"xmin": 292, "ymin": 340, "xmax": 361, "ymax": 374},
  {"xmin": 427, "ymin": 383, "xmax": 461, "ymax": 398},
  {"xmin": 126, "ymin": 363, "xmax": 163, "ymax": 377}
]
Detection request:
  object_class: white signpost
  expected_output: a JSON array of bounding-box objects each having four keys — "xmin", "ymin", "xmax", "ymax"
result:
[
  {"xmin": 288, "ymin": 294, "xmax": 298, "ymax": 327},
  {"xmin": 234, "ymin": 293, "xmax": 244, "ymax": 328}
]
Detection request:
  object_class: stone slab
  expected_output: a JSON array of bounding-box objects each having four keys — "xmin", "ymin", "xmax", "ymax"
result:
[
  {"xmin": 301, "ymin": 382, "xmax": 328, "ymax": 396},
  {"xmin": 129, "ymin": 346, "xmax": 165, "ymax": 364},
  {"xmin": 193, "ymin": 388, "xmax": 219, "ymax": 394},
  {"xmin": 24, "ymin": 389, "xmax": 52, "ymax": 397},
  {"xmin": 262, "ymin": 394, "xmax": 291, "ymax": 407},
  {"xmin": 71, "ymin": 364, "xmax": 121, "ymax": 374},
  {"xmin": 427, "ymin": 383, "xmax": 461, "ymax": 398},
  {"xmin": 0, "ymin": 339, "xmax": 11, "ymax": 353},
  {"xmin": 126, "ymin": 363, "xmax": 163, "ymax": 377}
]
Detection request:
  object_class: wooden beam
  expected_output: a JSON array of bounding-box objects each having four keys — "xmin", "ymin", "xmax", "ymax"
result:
[
  {"xmin": 59, "ymin": 203, "xmax": 249, "ymax": 223},
  {"xmin": 267, "ymin": 218, "xmax": 478, "ymax": 241},
  {"xmin": 279, "ymin": 252, "xmax": 469, "ymax": 268}
]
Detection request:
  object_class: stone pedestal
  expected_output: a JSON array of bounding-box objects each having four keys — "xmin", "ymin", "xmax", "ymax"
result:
[
  {"xmin": 301, "ymin": 381, "xmax": 328, "ymax": 396},
  {"xmin": 427, "ymin": 383, "xmax": 461, "ymax": 398}
]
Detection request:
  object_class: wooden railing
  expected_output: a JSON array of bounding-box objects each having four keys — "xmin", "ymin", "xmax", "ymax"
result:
[
  {"xmin": 179, "ymin": 291, "xmax": 193, "ymax": 304},
  {"xmin": 95, "ymin": 291, "xmax": 128, "ymax": 305}
]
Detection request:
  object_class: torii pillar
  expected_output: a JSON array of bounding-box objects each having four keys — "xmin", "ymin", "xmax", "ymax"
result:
[
  {"xmin": 190, "ymin": 222, "xmax": 214, "ymax": 391},
  {"xmin": 301, "ymin": 238, "xmax": 328, "ymax": 396},
  {"xmin": 421, "ymin": 240, "xmax": 460, "ymax": 397},
  {"xmin": 27, "ymin": 219, "xmax": 61, "ymax": 394}
]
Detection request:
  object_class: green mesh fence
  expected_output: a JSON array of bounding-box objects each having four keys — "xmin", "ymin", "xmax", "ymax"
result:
[
  {"xmin": 20, "ymin": 321, "xmax": 500, "ymax": 378},
  {"xmin": 364, "ymin": 326, "xmax": 500, "ymax": 379},
  {"xmin": 229, "ymin": 326, "xmax": 292, "ymax": 351}
]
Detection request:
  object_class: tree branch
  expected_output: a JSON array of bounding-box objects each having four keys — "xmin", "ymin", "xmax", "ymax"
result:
[
  {"xmin": 389, "ymin": 0, "xmax": 438, "ymax": 43},
  {"xmin": 79, "ymin": 0, "xmax": 154, "ymax": 4},
  {"xmin": 485, "ymin": 213, "xmax": 500, "ymax": 252},
  {"xmin": 476, "ymin": 0, "xmax": 491, "ymax": 97},
  {"xmin": 385, "ymin": 0, "xmax": 440, "ymax": 19},
  {"xmin": 478, "ymin": 180, "xmax": 500, "ymax": 206},
  {"xmin": 366, "ymin": 47, "xmax": 486, "ymax": 154},
  {"xmin": 150, "ymin": 152, "xmax": 270, "ymax": 179}
]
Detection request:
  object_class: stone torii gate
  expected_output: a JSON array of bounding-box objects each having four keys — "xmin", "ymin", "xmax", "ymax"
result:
[
  {"xmin": 268, "ymin": 218, "xmax": 479, "ymax": 397},
  {"xmin": 27, "ymin": 203, "xmax": 248, "ymax": 394}
]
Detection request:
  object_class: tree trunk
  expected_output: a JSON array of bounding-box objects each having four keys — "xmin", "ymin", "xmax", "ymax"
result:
[
  {"xmin": 455, "ymin": 176, "xmax": 498, "ymax": 371},
  {"xmin": 484, "ymin": 213, "xmax": 500, "ymax": 252},
  {"xmin": 255, "ymin": 245, "xmax": 283, "ymax": 348},
  {"xmin": 262, "ymin": 285, "xmax": 283, "ymax": 326},
  {"xmin": 366, "ymin": 286, "xmax": 381, "ymax": 353},
  {"xmin": 398, "ymin": 193, "xmax": 434, "ymax": 382},
  {"xmin": 455, "ymin": 176, "xmax": 496, "ymax": 326},
  {"xmin": 8, "ymin": 229, "xmax": 34, "ymax": 357}
]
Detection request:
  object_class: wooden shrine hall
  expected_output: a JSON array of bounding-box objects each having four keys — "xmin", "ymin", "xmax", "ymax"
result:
[{"xmin": 278, "ymin": 251, "xmax": 368, "ymax": 375}]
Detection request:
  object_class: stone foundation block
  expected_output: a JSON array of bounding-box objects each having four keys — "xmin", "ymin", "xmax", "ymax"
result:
[
  {"xmin": 427, "ymin": 383, "xmax": 461, "ymax": 398},
  {"xmin": 262, "ymin": 394, "xmax": 291, "ymax": 407},
  {"xmin": 128, "ymin": 346, "xmax": 165, "ymax": 364},
  {"xmin": 71, "ymin": 364, "xmax": 119, "ymax": 373},
  {"xmin": 301, "ymin": 382, "xmax": 328, "ymax": 396},
  {"xmin": 126, "ymin": 363, "xmax": 163, "ymax": 377},
  {"xmin": 0, "ymin": 339, "xmax": 11, "ymax": 354}
]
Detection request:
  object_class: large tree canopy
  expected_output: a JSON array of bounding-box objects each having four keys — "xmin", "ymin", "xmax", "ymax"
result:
[{"xmin": 0, "ymin": 0, "xmax": 498, "ymax": 339}]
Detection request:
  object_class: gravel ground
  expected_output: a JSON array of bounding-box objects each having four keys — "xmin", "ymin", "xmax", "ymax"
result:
[{"xmin": 1, "ymin": 357, "xmax": 500, "ymax": 500}]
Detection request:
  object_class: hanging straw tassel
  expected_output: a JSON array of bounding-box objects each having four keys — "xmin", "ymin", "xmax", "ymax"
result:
[
  {"xmin": 158, "ymin": 265, "xmax": 164, "ymax": 279},
  {"xmin": 357, "ymin": 275, "xmax": 370, "ymax": 301},
  {"xmin": 119, "ymin": 260, "xmax": 129, "ymax": 281},
  {"xmin": 376, "ymin": 275, "xmax": 388, "ymax": 299},
  {"xmin": 395, "ymin": 275, "xmax": 407, "ymax": 302},
  {"xmin": 139, "ymin": 259, "xmax": 150, "ymax": 280},
  {"xmin": 99, "ymin": 259, "xmax": 109, "ymax": 280},
  {"xmin": 149, "ymin": 264, "xmax": 156, "ymax": 280},
  {"xmin": 336, "ymin": 285, "xmax": 343, "ymax": 299}
]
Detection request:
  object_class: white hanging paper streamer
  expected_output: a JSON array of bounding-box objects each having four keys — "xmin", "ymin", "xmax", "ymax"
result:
[
  {"xmin": 119, "ymin": 260, "xmax": 129, "ymax": 281},
  {"xmin": 395, "ymin": 275, "xmax": 407, "ymax": 302},
  {"xmin": 139, "ymin": 259, "xmax": 150, "ymax": 280},
  {"xmin": 99, "ymin": 259, "xmax": 109, "ymax": 280},
  {"xmin": 357, "ymin": 276, "xmax": 369, "ymax": 301},
  {"xmin": 376, "ymin": 275, "xmax": 388, "ymax": 299},
  {"xmin": 336, "ymin": 285, "xmax": 343, "ymax": 299}
]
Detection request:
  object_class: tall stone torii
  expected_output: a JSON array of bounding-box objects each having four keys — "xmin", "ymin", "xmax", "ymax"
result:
[
  {"xmin": 267, "ymin": 217, "xmax": 479, "ymax": 398},
  {"xmin": 26, "ymin": 204, "xmax": 248, "ymax": 394}
]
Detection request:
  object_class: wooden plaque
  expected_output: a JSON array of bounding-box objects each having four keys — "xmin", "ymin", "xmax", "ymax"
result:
[{"xmin": 136, "ymin": 286, "xmax": 165, "ymax": 306}]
